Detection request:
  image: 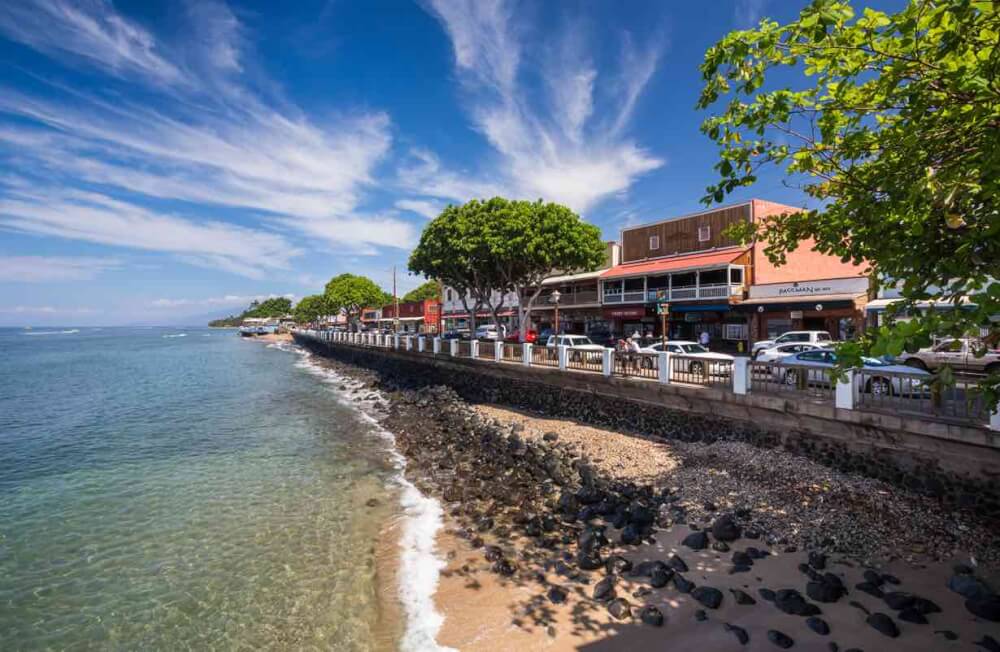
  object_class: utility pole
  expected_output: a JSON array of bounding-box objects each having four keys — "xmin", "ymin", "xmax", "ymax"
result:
[
  {"xmin": 393, "ymin": 265, "xmax": 399, "ymax": 334},
  {"xmin": 437, "ymin": 278, "xmax": 444, "ymax": 335}
]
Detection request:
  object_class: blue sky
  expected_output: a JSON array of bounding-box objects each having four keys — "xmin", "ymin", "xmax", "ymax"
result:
[{"xmin": 0, "ymin": 0, "xmax": 890, "ymax": 325}]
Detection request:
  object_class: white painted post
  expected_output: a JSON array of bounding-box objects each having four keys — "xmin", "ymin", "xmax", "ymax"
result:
[
  {"xmin": 835, "ymin": 369, "xmax": 856, "ymax": 410},
  {"xmin": 558, "ymin": 345, "xmax": 569, "ymax": 371},
  {"xmin": 470, "ymin": 340, "xmax": 479, "ymax": 359},
  {"xmin": 990, "ymin": 401, "xmax": 1000, "ymax": 432},
  {"xmin": 602, "ymin": 348, "xmax": 613, "ymax": 377},
  {"xmin": 393, "ymin": 334, "xmax": 400, "ymax": 349},
  {"xmin": 494, "ymin": 340, "xmax": 503, "ymax": 362},
  {"xmin": 523, "ymin": 343, "xmax": 533, "ymax": 366},
  {"xmin": 449, "ymin": 339, "xmax": 458, "ymax": 357},
  {"xmin": 418, "ymin": 336, "xmax": 426, "ymax": 353},
  {"xmin": 404, "ymin": 336, "xmax": 412, "ymax": 351},
  {"xmin": 732, "ymin": 357, "xmax": 750, "ymax": 395},
  {"xmin": 658, "ymin": 351, "xmax": 670, "ymax": 384},
  {"xmin": 433, "ymin": 337, "xmax": 441, "ymax": 354}
]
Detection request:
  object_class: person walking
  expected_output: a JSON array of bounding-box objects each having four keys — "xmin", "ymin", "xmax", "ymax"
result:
[{"xmin": 699, "ymin": 330, "xmax": 710, "ymax": 350}]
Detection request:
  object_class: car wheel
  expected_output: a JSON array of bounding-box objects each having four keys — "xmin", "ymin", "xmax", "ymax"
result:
[
  {"xmin": 866, "ymin": 377, "xmax": 893, "ymax": 396},
  {"xmin": 784, "ymin": 369, "xmax": 799, "ymax": 386},
  {"xmin": 641, "ymin": 357, "xmax": 654, "ymax": 370},
  {"xmin": 904, "ymin": 358, "xmax": 927, "ymax": 371},
  {"xmin": 689, "ymin": 361, "xmax": 704, "ymax": 375}
]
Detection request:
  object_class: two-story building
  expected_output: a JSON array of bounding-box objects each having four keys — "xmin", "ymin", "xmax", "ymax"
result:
[
  {"xmin": 379, "ymin": 298, "xmax": 442, "ymax": 334},
  {"xmin": 440, "ymin": 287, "xmax": 520, "ymax": 332}
]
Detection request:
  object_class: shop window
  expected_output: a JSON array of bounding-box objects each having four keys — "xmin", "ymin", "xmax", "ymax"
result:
[
  {"xmin": 729, "ymin": 267, "xmax": 744, "ymax": 284},
  {"xmin": 766, "ymin": 318, "xmax": 792, "ymax": 339},
  {"xmin": 649, "ymin": 235, "xmax": 660, "ymax": 250},
  {"xmin": 446, "ymin": 289, "xmax": 453, "ymax": 301},
  {"xmin": 700, "ymin": 269, "xmax": 727, "ymax": 285},
  {"xmin": 723, "ymin": 323, "xmax": 747, "ymax": 340},
  {"xmin": 623, "ymin": 278, "xmax": 645, "ymax": 292},
  {"xmin": 698, "ymin": 225, "xmax": 711, "ymax": 242},
  {"xmin": 672, "ymin": 272, "xmax": 696, "ymax": 288}
]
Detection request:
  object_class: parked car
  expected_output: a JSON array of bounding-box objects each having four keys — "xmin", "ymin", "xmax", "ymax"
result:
[
  {"xmin": 586, "ymin": 328, "xmax": 617, "ymax": 348},
  {"xmin": 896, "ymin": 338, "xmax": 1000, "ymax": 375},
  {"xmin": 752, "ymin": 331, "xmax": 833, "ymax": 359},
  {"xmin": 441, "ymin": 329, "xmax": 471, "ymax": 340},
  {"xmin": 544, "ymin": 334, "xmax": 605, "ymax": 361},
  {"xmin": 774, "ymin": 349, "xmax": 930, "ymax": 395},
  {"xmin": 754, "ymin": 342, "xmax": 831, "ymax": 364},
  {"xmin": 474, "ymin": 324, "xmax": 500, "ymax": 341},
  {"xmin": 639, "ymin": 340, "xmax": 735, "ymax": 375},
  {"xmin": 504, "ymin": 329, "xmax": 537, "ymax": 343}
]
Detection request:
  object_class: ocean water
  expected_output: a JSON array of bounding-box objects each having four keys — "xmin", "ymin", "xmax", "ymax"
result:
[{"xmin": 0, "ymin": 327, "xmax": 447, "ymax": 650}]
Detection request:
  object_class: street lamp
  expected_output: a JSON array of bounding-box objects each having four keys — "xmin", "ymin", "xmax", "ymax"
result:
[{"xmin": 550, "ymin": 289, "xmax": 562, "ymax": 334}]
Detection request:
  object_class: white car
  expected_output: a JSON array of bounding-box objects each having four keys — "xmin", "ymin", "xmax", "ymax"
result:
[
  {"xmin": 775, "ymin": 349, "xmax": 930, "ymax": 395},
  {"xmin": 752, "ymin": 330, "xmax": 833, "ymax": 359},
  {"xmin": 753, "ymin": 341, "xmax": 832, "ymax": 364},
  {"xmin": 475, "ymin": 324, "xmax": 500, "ymax": 341},
  {"xmin": 638, "ymin": 340, "xmax": 734, "ymax": 375},
  {"xmin": 546, "ymin": 334, "xmax": 605, "ymax": 351}
]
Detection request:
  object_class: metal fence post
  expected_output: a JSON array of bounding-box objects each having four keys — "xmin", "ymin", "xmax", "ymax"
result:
[
  {"xmin": 432, "ymin": 337, "xmax": 441, "ymax": 354},
  {"xmin": 835, "ymin": 369, "xmax": 856, "ymax": 410},
  {"xmin": 470, "ymin": 340, "xmax": 479, "ymax": 359},
  {"xmin": 449, "ymin": 339, "xmax": 458, "ymax": 357},
  {"xmin": 658, "ymin": 351, "xmax": 670, "ymax": 384},
  {"xmin": 494, "ymin": 340, "xmax": 503, "ymax": 362},
  {"xmin": 991, "ymin": 401, "xmax": 1000, "ymax": 432},
  {"xmin": 558, "ymin": 345, "xmax": 568, "ymax": 371},
  {"xmin": 523, "ymin": 343, "xmax": 533, "ymax": 366},
  {"xmin": 602, "ymin": 348, "xmax": 613, "ymax": 377},
  {"xmin": 405, "ymin": 336, "xmax": 413, "ymax": 351},
  {"xmin": 418, "ymin": 336, "xmax": 425, "ymax": 352},
  {"xmin": 732, "ymin": 357, "xmax": 750, "ymax": 395},
  {"xmin": 393, "ymin": 334, "xmax": 400, "ymax": 349}
]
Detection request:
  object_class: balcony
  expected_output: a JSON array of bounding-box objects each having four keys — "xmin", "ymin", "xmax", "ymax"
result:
[
  {"xmin": 603, "ymin": 283, "xmax": 743, "ymax": 304},
  {"xmin": 525, "ymin": 288, "xmax": 600, "ymax": 307}
]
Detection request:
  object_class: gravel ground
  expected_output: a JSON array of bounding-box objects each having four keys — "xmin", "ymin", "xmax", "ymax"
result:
[{"xmin": 475, "ymin": 404, "xmax": 1000, "ymax": 570}]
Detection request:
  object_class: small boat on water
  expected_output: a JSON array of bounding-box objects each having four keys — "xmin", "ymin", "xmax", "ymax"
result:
[{"xmin": 239, "ymin": 318, "xmax": 278, "ymax": 337}]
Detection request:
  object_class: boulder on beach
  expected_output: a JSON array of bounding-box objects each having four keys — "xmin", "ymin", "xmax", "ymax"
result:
[
  {"xmin": 639, "ymin": 605, "xmax": 664, "ymax": 627},
  {"xmin": 730, "ymin": 589, "xmax": 756, "ymax": 605},
  {"xmin": 806, "ymin": 616, "xmax": 830, "ymax": 635},
  {"xmin": 692, "ymin": 586, "xmax": 723, "ymax": 609},
  {"xmin": 966, "ymin": 595, "xmax": 1000, "ymax": 622},
  {"xmin": 949, "ymin": 574, "xmax": 992, "ymax": 601},
  {"xmin": 866, "ymin": 612, "xmax": 900, "ymax": 638},
  {"xmin": 767, "ymin": 629, "xmax": 794, "ymax": 649},
  {"xmin": 608, "ymin": 597, "xmax": 632, "ymax": 620},
  {"xmin": 593, "ymin": 576, "xmax": 616, "ymax": 601},
  {"xmin": 650, "ymin": 568, "xmax": 673, "ymax": 588},
  {"xmin": 711, "ymin": 514, "xmax": 742, "ymax": 541},
  {"xmin": 724, "ymin": 623, "xmax": 749, "ymax": 645},
  {"xmin": 682, "ymin": 531, "xmax": 709, "ymax": 550},
  {"xmin": 667, "ymin": 554, "xmax": 689, "ymax": 572}
]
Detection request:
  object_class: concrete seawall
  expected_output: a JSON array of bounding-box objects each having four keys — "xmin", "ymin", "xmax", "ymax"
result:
[{"xmin": 294, "ymin": 334, "xmax": 1000, "ymax": 518}]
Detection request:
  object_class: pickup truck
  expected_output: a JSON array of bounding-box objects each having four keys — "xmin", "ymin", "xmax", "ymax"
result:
[
  {"xmin": 752, "ymin": 331, "xmax": 833, "ymax": 359},
  {"xmin": 896, "ymin": 338, "xmax": 1000, "ymax": 375}
]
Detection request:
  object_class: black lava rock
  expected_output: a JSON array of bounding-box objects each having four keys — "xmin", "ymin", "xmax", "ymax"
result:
[
  {"xmin": 712, "ymin": 541, "xmax": 731, "ymax": 552},
  {"xmin": 547, "ymin": 586, "xmax": 568, "ymax": 603},
  {"xmin": 730, "ymin": 589, "xmax": 756, "ymax": 605},
  {"xmin": 682, "ymin": 531, "xmax": 709, "ymax": 550},
  {"xmin": 966, "ymin": 595, "xmax": 1000, "ymax": 622},
  {"xmin": 934, "ymin": 630, "xmax": 958, "ymax": 641},
  {"xmin": 808, "ymin": 552, "xmax": 828, "ymax": 570},
  {"xmin": 667, "ymin": 554, "xmax": 689, "ymax": 572},
  {"xmin": 694, "ymin": 609, "xmax": 707, "ymax": 622},
  {"xmin": 732, "ymin": 551, "xmax": 753, "ymax": 567},
  {"xmin": 632, "ymin": 560, "xmax": 665, "ymax": 577},
  {"xmin": 692, "ymin": 586, "xmax": 723, "ymax": 609},
  {"xmin": 898, "ymin": 608, "xmax": 928, "ymax": 624},
  {"xmin": 608, "ymin": 598, "xmax": 631, "ymax": 620},
  {"xmin": 807, "ymin": 580, "xmax": 846, "ymax": 604},
  {"xmin": 767, "ymin": 629, "xmax": 794, "ymax": 648},
  {"xmin": 593, "ymin": 576, "xmax": 616, "ymax": 601},
  {"xmin": 620, "ymin": 523, "xmax": 642, "ymax": 545},
  {"xmin": 650, "ymin": 568, "xmax": 672, "ymax": 588},
  {"xmin": 883, "ymin": 592, "xmax": 915, "ymax": 611},
  {"xmin": 806, "ymin": 617, "xmax": 830, "ymax": 635},
  {"xmin": 863, "ymin": 569, "xmax": 883, "ymax": 585},
  {"xmin": 639, "ymin": 605, "xmax": 664, "ymax": 627},
  {"xmin": 725, "ymin": 623, "xmax": 749, "ymax": 645},
  {"xmin": 950, "ymin": 575, "xmax": 992, "ymax": 601},
  {"xmin": 605, "ymin": 555, "xmax": 632, "ymax": 575},
  {"xmin": 866, "ymin": 612, "xmax": 900, "ymax": 638},
  {"xmin": 711, "ymin": 514, "xmax": 742, "ymax": 541},
  {"xmin": 673, "ymin": 574, "xmax": 694, "ymax": 593},
  {"xmin": 855, "ymin": 581, "xmax": 884, "ymax": 599},
  {"xmin": 730, "ymin": 564, "xmax": 752, "ymax": 574},
  {"xmin": 759, "ymin": 588, "xmax": 776, "ymax": 602},
  {"xmin": 774, "ymin": 589, "xmax": 821, "ymax": 616},
  {"xmin": 976, "ymin": 635, "xmax": 1000, "ymax": 652}
]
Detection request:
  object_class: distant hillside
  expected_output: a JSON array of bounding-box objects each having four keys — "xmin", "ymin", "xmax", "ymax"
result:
[{"xmin": 208, "ymin": 297, "xmax": 292, "ymax": 327}]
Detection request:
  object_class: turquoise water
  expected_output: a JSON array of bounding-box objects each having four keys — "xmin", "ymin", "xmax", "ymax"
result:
[{"xmin": 0, "ymin": 328, "xmax": 403, "ymax": 650}]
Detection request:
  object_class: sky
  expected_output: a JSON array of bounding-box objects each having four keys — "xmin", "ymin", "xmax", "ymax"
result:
[{"xmin": 0, "ymin": 0, "xmax": 895, "ymax": 326}]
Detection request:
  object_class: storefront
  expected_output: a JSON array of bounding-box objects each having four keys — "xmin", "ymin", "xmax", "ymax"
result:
[{"xmin": 741, "ymin": 277, "xmax": 869, "ymax": 342}]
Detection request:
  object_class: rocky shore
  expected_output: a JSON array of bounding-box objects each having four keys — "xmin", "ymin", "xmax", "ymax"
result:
[{"xmin": 316, "ymin": 352, "xmax": 1000, "ymax": 650}]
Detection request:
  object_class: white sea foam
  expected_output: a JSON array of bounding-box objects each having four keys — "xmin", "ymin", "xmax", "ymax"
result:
[
  {"xmin": 162, "ymin": 333, "xmax": 187, "ymax": 338},
  {"xmin": 282, "ymin": 343, "xmax": 455, "ymax": 652},
  {"xmin": 23, "ymin": 329, "xmax": 79, "ymax": 336}
]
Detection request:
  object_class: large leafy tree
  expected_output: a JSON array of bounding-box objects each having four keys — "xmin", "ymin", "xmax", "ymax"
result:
[
  {"xmin": 698, "ymin": 0, "xmax": 1000, "ymax": 397},
  {"xmin": 245, "ymin": 297, "xmax": 293, "ymax": 318},
  {"xmin": 324, "ymin": 274, "xmax": 389, "ymax": 330},
  {"xmin": 402, "ymin": 279, "xmax": 441, "ymax": 303},
  {"xmin": 409, "ymin": 198, "xmax": 606, "ymax": 339},
  {"xmin": 293, "ymin": 294, "xmax": 331, "ymax": 324}
]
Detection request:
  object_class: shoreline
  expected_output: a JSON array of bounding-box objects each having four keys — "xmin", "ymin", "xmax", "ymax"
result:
[{"xmin": 290, "ymin": 343, "xmax": 1000, "ymax": 651}]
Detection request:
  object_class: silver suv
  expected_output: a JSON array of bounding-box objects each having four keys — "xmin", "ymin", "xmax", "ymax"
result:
[
  {"xmin": 896, "ymin": 338, "xmax": 1000, "ymax": 375},
  {"xmin": 752, "ymin": 330, "xmax": 833, "ymax": 359}
]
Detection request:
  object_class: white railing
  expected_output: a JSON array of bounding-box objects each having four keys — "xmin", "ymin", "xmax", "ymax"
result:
[{"xmin": 293, "ymin": 329, "xmax": 1000, "ymax": 431}]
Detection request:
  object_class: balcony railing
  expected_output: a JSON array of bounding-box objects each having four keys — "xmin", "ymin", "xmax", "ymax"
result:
[
  {"xmin": 526, "ymin": 289, "xmax": 601, "ymax": 306},
  {"xmin": 603, "ymin": 284, "xmax": 742, "ymax": 304}
]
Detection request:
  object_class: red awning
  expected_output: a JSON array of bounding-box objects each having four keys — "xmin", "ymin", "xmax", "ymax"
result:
[{"xmin": 601, "ymin": 249, "xmax": 746, "ymax": 280}]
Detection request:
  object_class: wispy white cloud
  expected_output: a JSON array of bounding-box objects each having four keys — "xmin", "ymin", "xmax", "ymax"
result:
[
  {"xmin": 734, "ymin": 0, "xmax": 768, "ymax": 28},
  {"xmin": 0, "ymin": 0, "xmax": 182, "ymax": 84},
  {"xmin": 418, "ymin": 0, "xmax": 664, "ymax": 213},
  {"xmin": 150, "ymin": 293, "xmax": 295, "ymax": 309},
  {"xmin": 0, "ymin": 188, "xmax": 298, "ymax": 279},
  {"xmin": 394, "ymin": 198, "xmax": 445, "ymax": 220},
  {"xmin": 0, "ymin": 0, "xmax": 416, "ymax": 275},
  {"xmin": 0, "ymin": 255, "xmax": 120, "ymax": 282},
  {"xmin": 0, "ymin": 305, "xmax": 97, "ymax": 315}
]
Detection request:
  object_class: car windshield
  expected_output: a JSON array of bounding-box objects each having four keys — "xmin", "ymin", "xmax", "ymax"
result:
[
  {"xmin": 680, "ymin": 344, "xmax": 708, "ymax": 353},
  {"xmin": 862, "ymin": 357, "xmax": 890, "ymax": 367},
  {"xmin": 567, "ymin": 336, "xmax": 594, "ymax": 345}
]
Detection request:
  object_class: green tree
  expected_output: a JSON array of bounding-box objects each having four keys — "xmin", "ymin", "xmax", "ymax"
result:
[
  {"xmin": 293, "ymin": 294, "xmax": 331, "ymax": 324},
  {"xmin": 409, "ymin": 198, "xmax": 605, "ymax": 339},
  {"xmin": 324, "ymin": 274, "xmax": 389, "ymax": 330},
  {"xmin": 402, "ymin": 279, "xmax": 441, "ymax": 303},
  {"xmin": 698, "ymin": 0, "xmax": 1000, "ymax": 397},
  {"xmin": 245, "ymin": 297, "xmax": 293, "ymax": 318}
]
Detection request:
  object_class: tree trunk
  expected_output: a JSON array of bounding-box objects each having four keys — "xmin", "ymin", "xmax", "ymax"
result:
[{"xmin": 518, "ymin": 284, "xmax": 545, "ymax": 342}]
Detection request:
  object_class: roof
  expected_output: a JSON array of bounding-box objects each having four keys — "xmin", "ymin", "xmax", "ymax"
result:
[
  {"xmin": 601, "ymin": 249, "xmax": 746, "ymax": 280},
  {"xmin": 541, "ymin": 269, "xmax": 604, "ymax": 285}
]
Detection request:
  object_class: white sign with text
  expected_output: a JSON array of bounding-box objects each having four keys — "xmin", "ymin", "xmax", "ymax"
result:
[{"xmin": 749, "ymin": 277, "xmax": 867, "ymax": 299}]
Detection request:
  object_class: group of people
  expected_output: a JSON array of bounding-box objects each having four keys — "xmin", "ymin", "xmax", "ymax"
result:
[{"xmin": 614, "ymin": 329, "xmax": 712, "ymax": 352}]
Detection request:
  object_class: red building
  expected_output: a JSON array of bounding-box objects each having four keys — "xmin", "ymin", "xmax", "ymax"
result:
[{"xmin": 380, "ymin": 299, "xmax": 442, "ymax": 334}]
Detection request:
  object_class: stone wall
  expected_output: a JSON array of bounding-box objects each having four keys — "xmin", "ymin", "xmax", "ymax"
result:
[{"xmin": 295, "ymin": 336, "xmax": 1000, "ymax": 518}]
